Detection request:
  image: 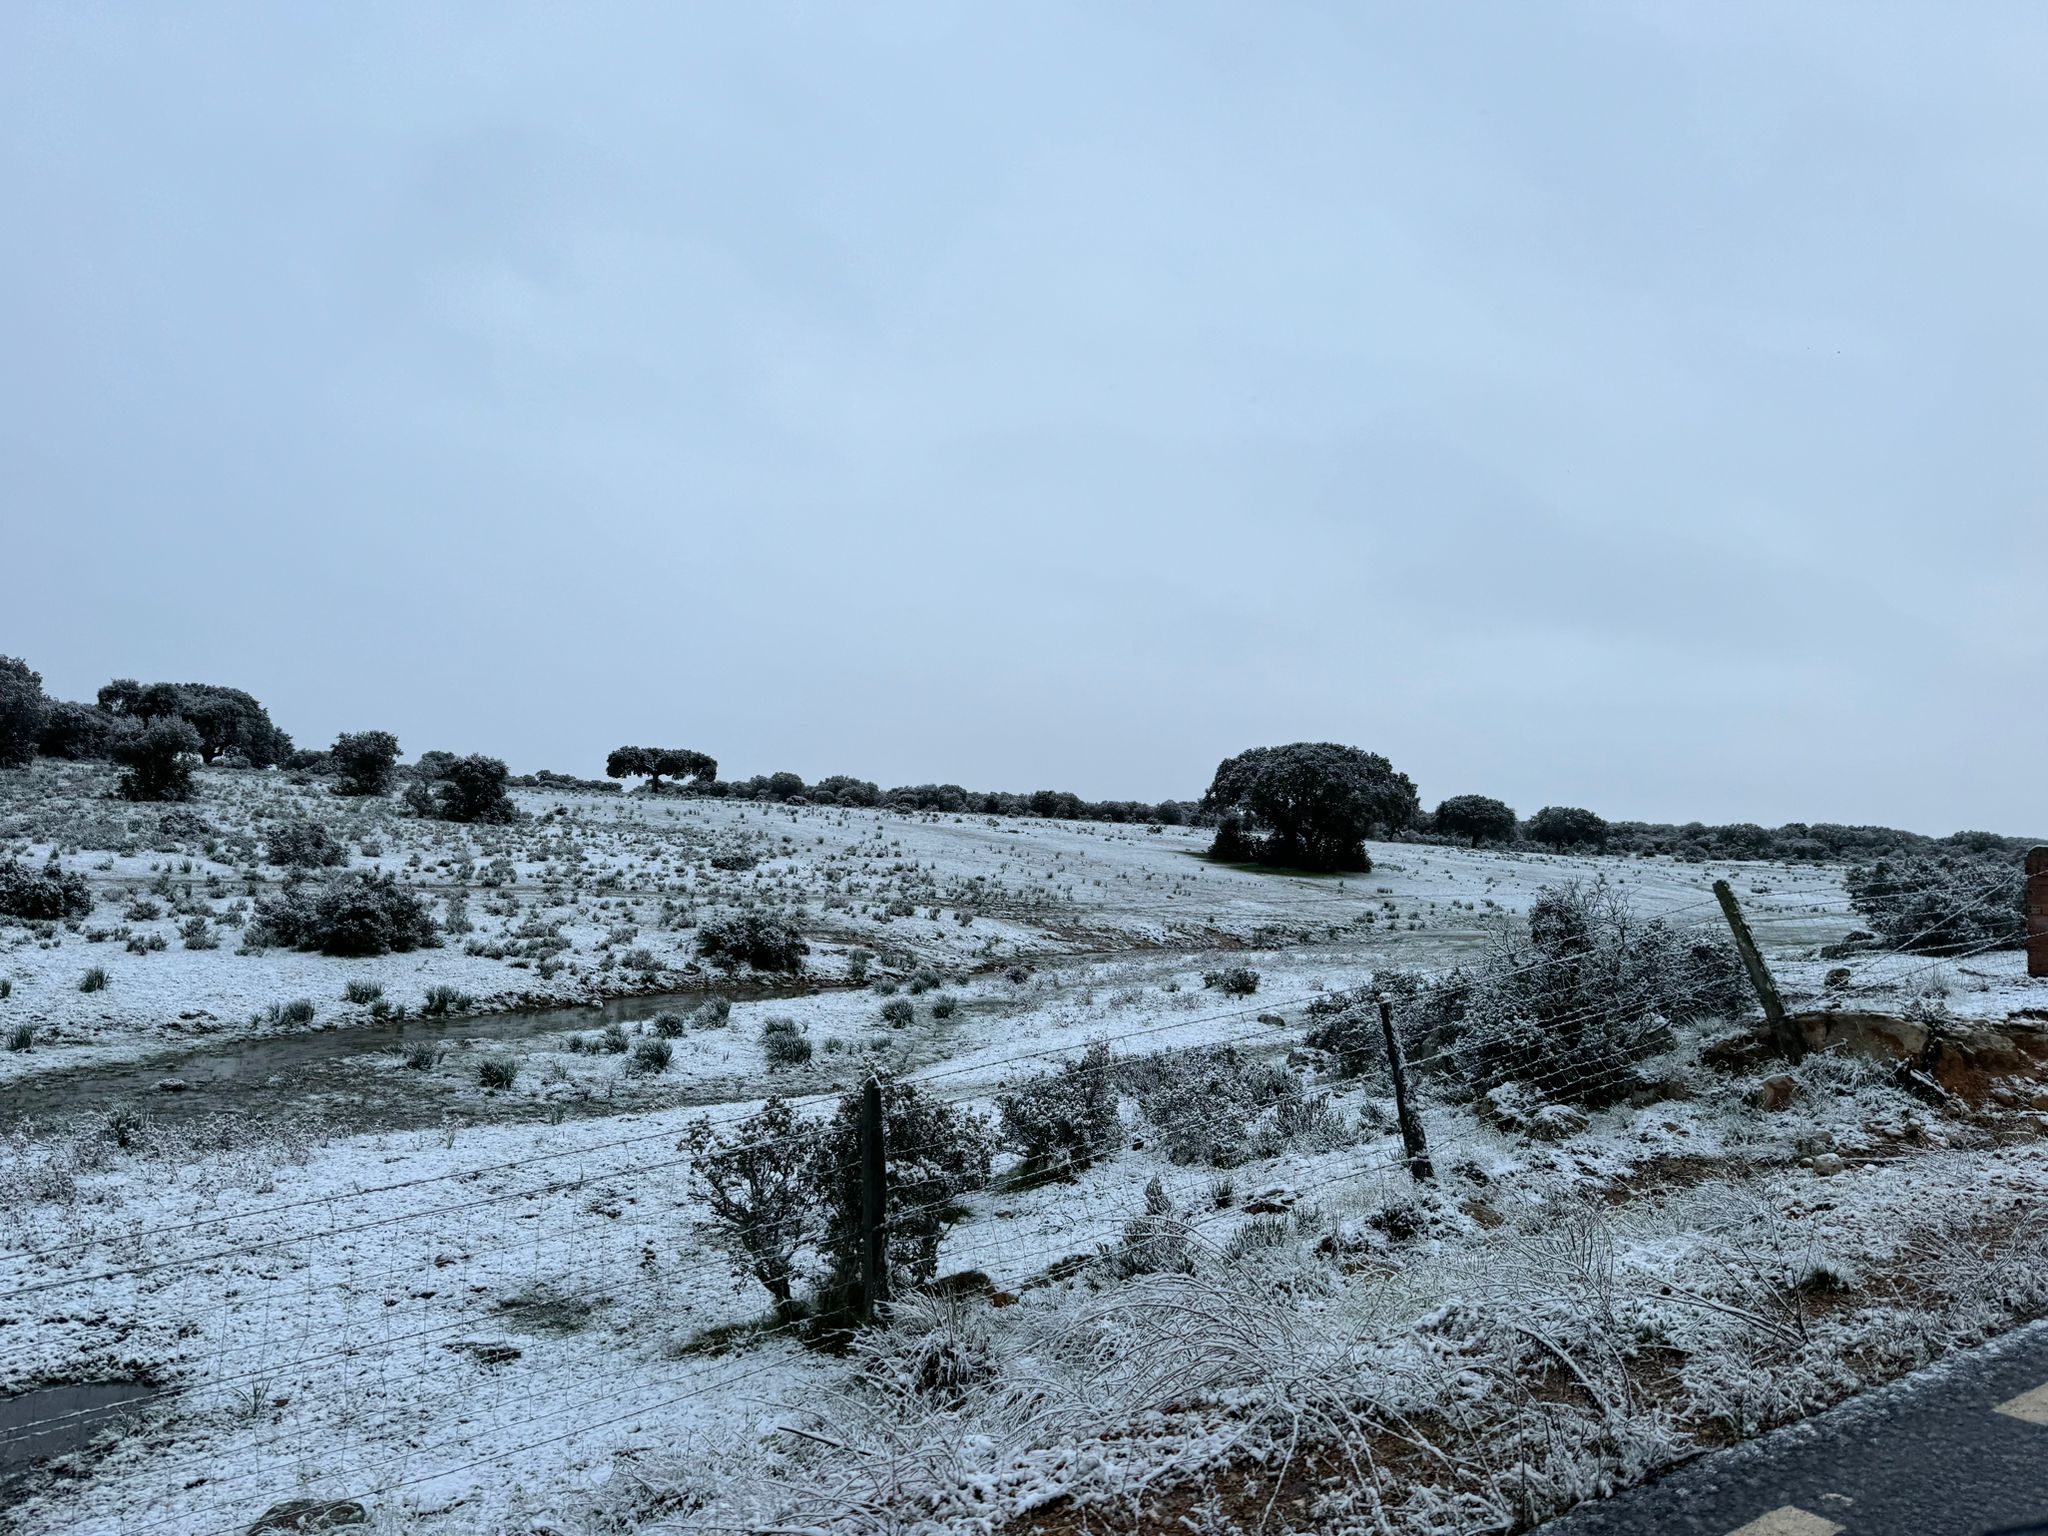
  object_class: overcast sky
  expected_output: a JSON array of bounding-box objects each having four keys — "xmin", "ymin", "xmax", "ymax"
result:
[{"xmin": 4, "ymin": 4, "xmax": 2043, "ymax": 834}]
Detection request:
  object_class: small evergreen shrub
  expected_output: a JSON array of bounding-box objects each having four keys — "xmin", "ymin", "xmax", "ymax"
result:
[
  {"xmin": 696, "ymin": 911, "xmax": 808, "ymax": 973},
  {"xmin": 267, "ymin": 819, "xmax": 347, "ymax": 869},
  {"xmin": 762, "ymin": 1016, "xmax": 813, "ymax": 1069},
  {"xmin": 478, "ymin": 1057, "xmax": 518, "ymax": 1090},
  {"xmin": 0, "ymin": 858, "xmax": 93, "ymax": 921},
  {"xmin": 1202, "ymin": 965, "xmax": 1260, "ymax": 996},
  {"xmin": 251, "ymin": 871, "xmax": 438, "ymax": 957},
  {"xmin": 421, "ymin": 984, "xmax": 473, "ymax": 1017},
  {"xmin": 997, "ymin": 1041, "xmax": 1120, "ymax": 1177}
]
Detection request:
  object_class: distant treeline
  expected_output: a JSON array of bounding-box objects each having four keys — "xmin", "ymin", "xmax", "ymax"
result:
[
  {"xmin": 1576, "ymin": 819, "xmax": 2038, "ymax": 865},
  {"xmin": 2, "ymin": 661, "xmax": 2036, "ymax": 868}
]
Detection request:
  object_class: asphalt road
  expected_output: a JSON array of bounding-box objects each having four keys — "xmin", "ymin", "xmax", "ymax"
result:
[{"xmin": 1537, "ymin": 1321, "xmax": 2048, "ymax": 1536}]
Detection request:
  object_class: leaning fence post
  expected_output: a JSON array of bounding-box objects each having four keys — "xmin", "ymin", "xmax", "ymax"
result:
[
  {"xmin": 858, "ymin": 1074, "xmax": 889, "ymax": 1323},
  {"xmin": 1378, "ymin": 998, "xmax": 1433, "ymax": 1183},
  {"xmin": 1713, "ymin": 879, "xmax": 1804, "ymax": 1063},
  {"xmin": 2027, "ymin": 848, "xmax": 2048, "ymax": 980}
]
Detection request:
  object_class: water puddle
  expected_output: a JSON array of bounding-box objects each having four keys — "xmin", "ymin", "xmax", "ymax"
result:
[
  {"xmin": 0, "ymin": 1380, "xmax": 160, "ymax": 1482},
  {"xmin": 0, "ymin": 983, "xmax": 813, "ymax": 1134}
]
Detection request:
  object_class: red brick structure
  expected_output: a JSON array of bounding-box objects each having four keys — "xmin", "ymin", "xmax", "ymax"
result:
[{"xmin": 2030, "ymin": 846, "xmax": 2048, "ymax": 979}]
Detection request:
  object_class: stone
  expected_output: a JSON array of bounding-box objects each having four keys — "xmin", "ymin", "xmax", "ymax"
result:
[
  {"xmin": 1757, "ymin": 1074, "xmax": 1800, "ymax": 1112},
  {"xmin": 247, "ymin": 1499, "xmax": 367, "ymax": 1534},
  {"xmin": 1790, "ymin": 1011, "xmax": 1930, "ymax": 1062},
  {"xmin": 1824, "ymin": 967, "xmax": 1853, "ymax": 990},
  {"xmin": 1525, "ymin": 1104, "xmax": 1589, "ymax": 1142},
  {"xmin": 1810, "ymin": 1153, "xmax": 1846, "ymax": 1176}
]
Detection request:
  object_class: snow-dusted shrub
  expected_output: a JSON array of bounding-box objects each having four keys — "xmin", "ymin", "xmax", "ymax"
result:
[
  {"xmin": 697, "ymin": 910, "xmax": 808, "ymax": 973},
  {"xmin": 812, "ymin": 1079, "xmax": 993, "ymax": 1315},
  {"xmin": 1201, "ymin": 964, "xmax": 1260, "ymax": 996},
  {"xmin": 1098, "ymin": 1175, "xmax": 1196, "ymax": 1279},
  {"xmin": 1119, "ymin": 1045, "xmax": 1320, "ymax": 1167},
  {"xmin": 0, "ymin": 856, "xmax": 92, "ymax": 920},
  {"xmin": 997, "ymin": 1040, "xmax": 1121, "ymax": 1177},
  {"xmin": 761, "ymin": 1016, "xmax": 812, "ymax": 1069},
  {"xmin": 266, "ymin": 817, "xmax": 346, "ymax": 868},
  {"xmin": 251, "ymin": 870, "xmax": 438, "ymax": 956},
  {"xmin": 1304, "ymin": 971, "xmax": 1467, "ymax": 1078},
  {"xmin": 630, "ymin": 1036, "xmax": 672, "ymax": 1074},
  {"xmin": 879, "ymin": 997, "xmax": 914, "ymax": 1028},
  {"xmin": 478, "ymin": 1057, "xmax": 517, "ymax": 1090},
  {"xmin": 1846, "ymin": 855, "xmax": 2026, "ymax": 953},
  {"xmin": 404, "ymin": 752, "xmax": 518, "ymax": 824},
  {"xmin": 329, "ymin": 730, "xmax": 400, "ymax": 796},
  {"xmin": 684, "ymin": 1097, "xmax": 818, "ymax": 1321},
  {"xmin": 113, "ymin": 717, "xmax": 202, "ymax": 801},
  {"xmin": 856, "ymin": 1291, "xmax": 998, "ymax": 1407},
  {"xmin": 1453, "ymin": 881, "xmax": 1747, "ymax": 1106}
]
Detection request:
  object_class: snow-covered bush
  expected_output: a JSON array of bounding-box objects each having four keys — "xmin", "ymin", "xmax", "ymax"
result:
[
  {"xmin": 812, "ymin": 1080, "xmax": 993, "ymax": 1316},
  {"xmin": 997, "ymin": 1040, "xmax": 1121, "ymax": 1177},
  {"xmin": 684, "ymin": 1097, "xmax": 818, "ymax": 1321},
  {"xmin": 250, "ymin": 870, "xmax": 438, "ymax": 957},
  {"xmin": 1119, "ymin": 1045, "xmax": 1331, "ymax": 1167},
  {"xmin": 0, "ymin": 856, "xmax": 92, "ymax": 920},
  {"xmin": 329, "ymin": 730, "xmax": 399, "ymax": 796},
  {"xmin": 1846, "ymin": 855, "xmax": 2026, "ymax": 953},
  {"xmin": 1201, "ymin": 964, "xmax": 1260, "ymax": 996},
  {"xmin": 697, "ymin": 910, "xmax": 808, "ymax": 972},
  {"xmin": 1452, "ymin": 881, "xmax": 1747, "ymax": 1105},
  {"xmin": 761, "ymin": 1015, "xmax": 812, "ymax": 1069},
  {"xmin": 266, "ymin": 817, "xmax": 346, "ymax": 868},
  {"xmin": 113, "ymin": 717, "xmax": 202, "ymax": 801}
]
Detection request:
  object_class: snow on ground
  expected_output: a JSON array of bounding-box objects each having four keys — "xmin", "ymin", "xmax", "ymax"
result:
[{"xmin": 2, "ymin": 763, "xmax": 2044, "ymax": 1534}]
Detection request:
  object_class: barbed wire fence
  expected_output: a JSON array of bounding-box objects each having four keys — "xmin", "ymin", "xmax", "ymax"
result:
[{"xmin": 0, "ymin": 856, "xmax": 2040, "ymax": 1534}]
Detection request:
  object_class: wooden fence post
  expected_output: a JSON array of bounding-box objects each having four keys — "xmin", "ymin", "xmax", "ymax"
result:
[
  {"xmin": 858, "ymin": 1075, "xmax": 889, "ymax": 1323},
  {"xmin": 1378, "ymin": 998, "xmax": 1433, "ymax": 1183},
  {"xmin": 2028, "ymin": 847, "xmax": 2048, "ymax": 980},
  {"xmin": 1713, "ymin": 879, "xmax": 1805, "ymax": 1063}
]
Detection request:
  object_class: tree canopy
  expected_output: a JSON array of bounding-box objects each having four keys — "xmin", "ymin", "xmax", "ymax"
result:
[
  {"xmin": 114, "ymin": 717, "xmax": 204, "ymax": 801},
  {"xmin": 0, "ymin": 656, "xmax": 48, "ymax": 769},
  {"xmin": 1434, "ymin": 794, "xmax": 1518, "ymax": 847},
  {"xmin": 1525, "ymin": 805, "xmax": 1610, "ymax": 851},
  {"xmin": 97, "ymin": 680, "xmax": 290, "ymax": 766},
  {"xmin": 1199, "ymin": 742, "xmax": 1419, "ymax": 872},
  {"xmin": 331, "ymin": 731, "xmax": 401, "ymax": 796},
  {"xmin": 605, "ymin": 745, "xmax": 718, "ymax": 790}
]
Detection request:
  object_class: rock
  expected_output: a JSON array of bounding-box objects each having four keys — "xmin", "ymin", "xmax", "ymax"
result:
[
  {"xmin": 247, "ymin": 1499, "xmax": 367, "ymax": 1534},
  {"xmin": 1810, "ymin": 1152, "xmax": 1845, "ymax": 1176},
  {"xmin": 1790, "ymin": 1011, "xmax": 1930, "ymax": 1061},
  {"xmin": 1525, "ymin": 1104, "xmax": 1589, "ymax": 1142},
  {"xmin": 1819, "ymin": 930, "xmax": 1878, "ymax": 959},
  {"xmin": 1926, "ymin": 1024, "xmax": 2033, "ymax": 1095},
  {"xmin": 1757, "ymin": 1074, "xmax": 1800, "ymax": 1112},
  {"xmin": 1824, "ymin": 967, "xmax": 1853, "ymax": 990},
  {"xmin": 155, "ymin": 1078, "xmax": 188, "ymax": 1094},
  {"xmin": 1243, "ymin": 1186, "xmax": 1298, "ymax": 1215}
]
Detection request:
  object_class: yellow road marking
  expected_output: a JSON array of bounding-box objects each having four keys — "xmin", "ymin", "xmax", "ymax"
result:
[
  {"xmin": 1728, "ymin": 1509, "xmax": 1846, "ymax": 1536},
  {"xmin": 1994, "ymin": 1381, "xmax": 2048, "ymax": 1426}
]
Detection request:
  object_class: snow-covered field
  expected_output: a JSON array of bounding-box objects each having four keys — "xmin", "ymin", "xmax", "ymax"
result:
[{"xmin": 2, "ymin": 763, "xmax": 2044, "ymax": 1535}]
